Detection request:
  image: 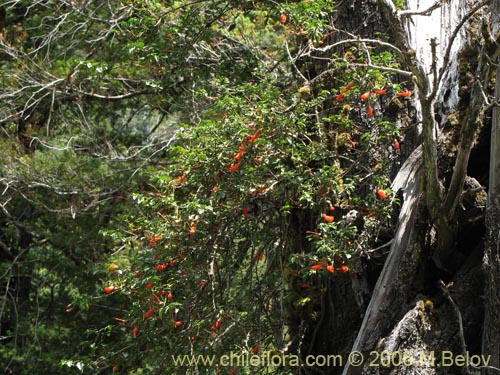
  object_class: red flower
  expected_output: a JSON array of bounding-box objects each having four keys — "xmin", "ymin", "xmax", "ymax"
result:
[
  {"xmin": 145, "ymin": 281, "xmax": 154, "ymax": 289},
  {"xmin": 322, "ymin": 214, "xmax": 335, "ymax": 223},
  {"xmin": 394, "ymin": 139, "xmax": 400, "ymax": 150},
  {"xmin": 156, "ymin": 263, "xmax": 167, "ymax": 271},
  {"xmin": 280, "ymin": 14, "xmax": 287, "ymax": 24},
  {"xmin": 113, "ymin": 366, "xmax": 119, "ymax": 372},
  {"xmin": 252, "ymin": 344, "xmax": 260, "ymax": 354},
  {"xmin": 144, "ymin": 306, "xmax": 156, "ymax": 319},
  {"xmin": 243, "ymin": 207, "xmax": 249, "ymax": 218},
  {"xmin": 103, "ymin": 285, "xmax": 116, "ymax": 294},
  {"xmin": 248, "ymin": 129, "xmax": 262, "ymax": 143},
  {"xmin": 311, "ymin": 264, "xmax": 323, "ymax": 271},
  {"xmin": 342, "ymin": 81, "xmax": 355, "ymax": 93},
  {"xmin": 336, "ymin": 93, "xmax": 344, "ymax": 103},
  {"xmin": 397, "ymin": 90, "xmax": 412, "ymax": 97},
  {"xmin": 234, "ymin": 149, "xmax": 245, "ymax": 161},
  {"xmin": 167, "ymin": 292, "xmax": 174, "ymax": 300},
  {"xmin": 300, "ymin": 283, "xmax": 309, "ymax": 289},
  {"xmin": 189, "ymin": 224, "xmax": 196, "ymax": 236},
  {"xmin": 367, "ymin": 105, "xmax": 374, "ymax": 118},
  {"xmin": 340, "ymin": 265, "xmax": 349, "ymax": 273},
  {"xmin": 211, "ymin": 320, "xmax": 223, "ymax": 330},
  {"xmin": 375, "ymin": 88, "xmax": 388, "ymax": 95},
  {"xmin": 360, "ymin": 91, "xmax": 370, "ymax": 101},
  {"xmin": 149, "ymin": 234, "xmax": 163, "ymax": 246},
  {"xmin": 229, "ymin": 367, "xmax": 239, "ymax": 375},
  {"xmin": 132, "ymin": 326, "xmax": 139, "ymax": 337},
  {"xmin": 229, "ymin": 163, "xmax": 241, "ymax": 173},
  {"xmin": 377, "ymin": 189, "xmax": 388, "ymax": 200},
  {"xmin": 326, "ymin": 265, "xmax": 335, "ymax": 273},
  {"xmin": 329, "ymin": 205, "xmax": 335, "ymax": 211},
  {"xmin": 175, "ymin": 320, "xmax": 183, "ymax": 327}
]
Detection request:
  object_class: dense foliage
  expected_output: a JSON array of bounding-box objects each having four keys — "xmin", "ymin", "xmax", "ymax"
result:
[{"xmin": 1, "ymin": 1, "xmax": 417, "ymax": 374}]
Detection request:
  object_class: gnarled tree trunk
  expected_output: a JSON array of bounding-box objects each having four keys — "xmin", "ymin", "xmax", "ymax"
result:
[{"xmin": 482, "ymin": 0, "xmax": 500, "ymax": 373}]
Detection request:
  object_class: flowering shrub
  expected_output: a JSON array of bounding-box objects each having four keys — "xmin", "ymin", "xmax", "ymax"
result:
[{"xmin": 93, "ymin": 1, "xmax": 405, "ymax": 372}]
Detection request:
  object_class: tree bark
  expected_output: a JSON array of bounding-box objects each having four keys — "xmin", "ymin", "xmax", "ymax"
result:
[
  {"xmin": 482, "ymin": 1, "xmax": 500, "ymax": 373},
  {"xmin": 342, "ymin": 147, "xmax": 424, "ymax": 375}
]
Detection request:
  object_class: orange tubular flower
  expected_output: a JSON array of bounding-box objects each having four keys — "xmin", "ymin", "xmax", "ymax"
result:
[
  {"xmin": 335, "ymin": 93, "xmax": 344, "ymax": 103},
  {"xmin": 248, "ymin": 129, "xmax": 262, "ymax": 144},
  {"xmin": 367, "ymin": 105, "xmax": 374, "ymax": 118},
  {"xmin": 280, "ymin": 14, "xmax": 287, "ymax": 24},
  {"xmin": 322, "ymin": 214, "xmax": 335, "ymax": 223},
  {"xmin": 377, "ymin": 189, "xmax": 388, "ymax": 200},
  {"xmin": 103, "ymin": 285, "xmax": 116, "ymax": 294},
  {"xmin": 340, "ymin": 265, "xmax": 349, "ymax": 273},
  {"xmin": 234, "ymin": 149, "xmax": 245, "ymax": 161},
  {"xmin": 375, "ymin": 88, "xmax": 388, "ymax": 95},
  {"xmin": 132, "ymin": 326, "xmax": 139, "ymax": 337},
  {"xmin": 343, "ymin": 81, "xmax": 355, "ymax": 93},
  {"xmin": 211, "ymin": 320, "xmax": 223, "ymax": 330},
  {"xmin": 360, "ymin": 91, "xmax": 370, "ymax": 101},
  {"xmin": 326, "ymin": 265, "xmax": 335, "ymax": 273},
  {"xmin": 189, "ymin": 224, "xmax": 196, "ymax": 236},
  {"xmin": 156, "ymin": 263, "xmax": 167, "ymax": 271},
  {"xmin": 397, "ymin": 90, "xmax": 413, "ymax": 97},
  {"xmin": 394, "ymin": 139, "xmax": 401, "ymax": 150},
  {"xmin": 229, "ymin": 163, "xmax": 241, "ymax": 173},
  {"xmin": 144, "ymin": 306, "xmax": 156, "ymax": 319},
  {"xmin": 311, "ymin": 264, "xmax": 323, "ymax": 271}
]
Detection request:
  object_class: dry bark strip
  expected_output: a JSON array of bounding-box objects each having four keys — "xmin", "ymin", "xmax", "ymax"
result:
[{"xmin": 342, "ymin": 147, "xmax": 423, "ymax": 375}]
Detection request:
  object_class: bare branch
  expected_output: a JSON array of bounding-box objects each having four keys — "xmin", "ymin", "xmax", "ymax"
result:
[
  {"xmin": 398, "ymin": 1, "xmax": 442, "ymax": 17},
  {"xmin": 307, "ymin": 37, "xmax": 403, "ymax": 55}
]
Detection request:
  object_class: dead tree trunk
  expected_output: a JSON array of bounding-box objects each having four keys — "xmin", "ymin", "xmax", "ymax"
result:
[
  {"xmin": 342, "ymin": 147, "xmax": 424, "ymax": 375},
  {"xmin": 343, "ymin": 1, "xmax": 497, "ymax": 374},
  {"xmin": 482, "ymin": 0, "xmax": 500, "ymax": 372}
]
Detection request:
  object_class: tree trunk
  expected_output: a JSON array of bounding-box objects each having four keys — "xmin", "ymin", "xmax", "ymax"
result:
[
  {"xmin": 482, "ymin": 0, "xmax": 500, "ymax": 373},
  {"xmin": 282, "ymin": 1, "xmax": 495, "ymax": 374},
  {"xmin": 342, "ymin": 1, "xmax": 495, "ymax": 374}
]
